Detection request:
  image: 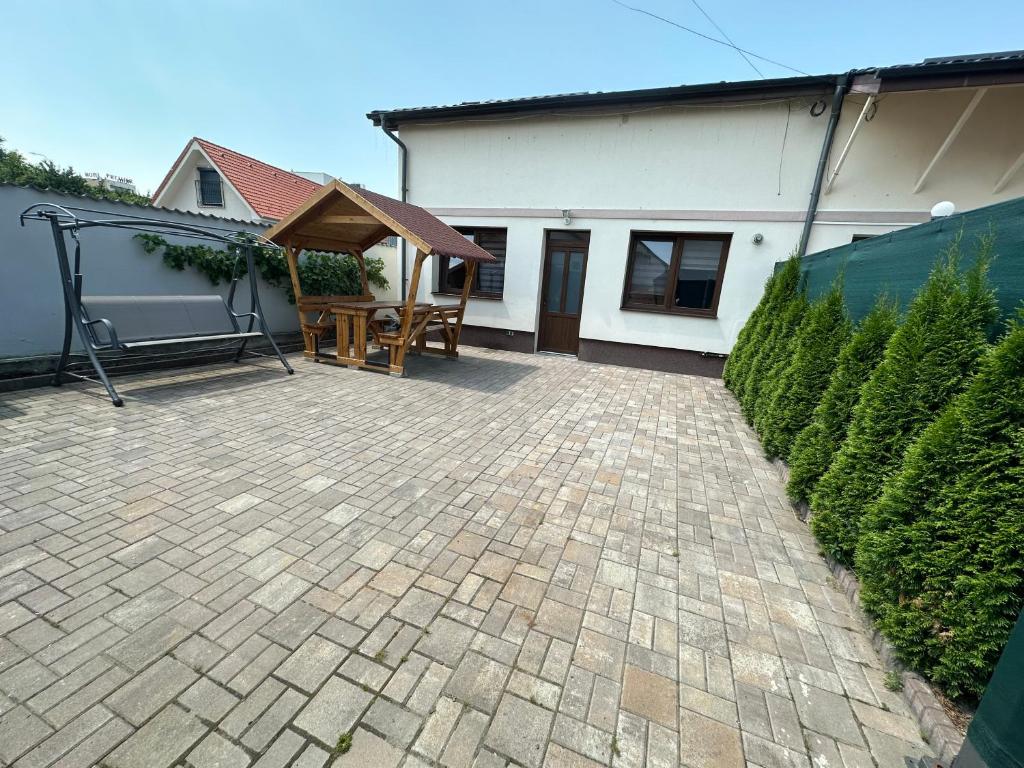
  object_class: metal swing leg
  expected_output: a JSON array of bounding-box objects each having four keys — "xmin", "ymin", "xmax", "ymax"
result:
[
  {"xmin": 54, "ymin": 235, "xmax": 82, "ymax": 387},
  {"xmin": 54, "ymin": 281, "xmax": 73, "ymax": 387},
  {"xmin": 73, "ymin": 322, "xmax": 124, "ymax": 407},
  {"xmin": 49, "ymin": 218, "xmax": 124, "ymax": 406},
  {"xmin": 252, "ymin": 308, "xmax": 294, "ymax": 373},
  {"xmin": 241, "ymin": 245, "xmax": 293, "ymax": 374}
]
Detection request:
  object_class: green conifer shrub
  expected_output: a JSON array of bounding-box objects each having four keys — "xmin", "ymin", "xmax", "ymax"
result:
[
  {"xmin": 855, "ymin": 316, "xmax": 1024, "ymax": 698},
  {"xmin": 749, "ymin": 289, "xmax": 807, "ymax": 428},
  {"xmin": 724, "ymin": 270, "xmax": 777, "ymax": 391},
  {"xmin": 732, "ymin": 256, "xmax": 802, "ymax": 409},
  {"xmin": 786, "ymin": 295, "xmax": 899, "ymax": 502},
  {"xmin": 760, "ymin": 281, "xmax": 852, "ymax": 459},
  {"xmin": 810, "ymin": 238, "xmax": 998, "ymax": 563}
]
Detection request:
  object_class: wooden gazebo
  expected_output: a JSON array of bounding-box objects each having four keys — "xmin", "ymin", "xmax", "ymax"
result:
[{"xmin": 264, "ymin": 180, "xmax": 495, "ymax": 376}]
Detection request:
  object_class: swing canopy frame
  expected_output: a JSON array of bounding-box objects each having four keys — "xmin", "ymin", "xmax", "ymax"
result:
[{"xmin": 20, "ymin": 203, "xmax": 294, "ymax": 406}]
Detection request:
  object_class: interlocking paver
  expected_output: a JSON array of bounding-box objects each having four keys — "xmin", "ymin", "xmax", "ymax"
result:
[
  {"xmin": 0, "ymin": 351, "xmax": 935, "ymax": 767},
  {"xmin": 274, "ymin": 634, "xmax": 347, "ymax": 693},
  {"xmin": 105, "ymin": 655, "xmax": 198, "ymax": 725},
  {"xmin": 293, "ymin": 675, "xmax": 371, "ymax": 745},
  {"xmin": 485, "ymin": 693, "xmax": 553, "ymax": 768},
  {"xmin": 187, "ymin": 731, "xmax": 251, "ymax": 768},
  {"xmin": 445, "ymin": 651, "xmax": 511, "ymax": 714},
  {"xmin": 0, "ymin": 704, "xmax": 53, "ymax": 763},
  {"xmin": 105, "ymin": 704, "xmax": 205, "ymax": 768}
]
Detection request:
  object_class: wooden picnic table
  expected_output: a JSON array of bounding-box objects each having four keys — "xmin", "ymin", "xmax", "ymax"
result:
[
  {"xmin": 264, "ymin": 179, "xmax": 496, "ymax": 377},
  {"xmin": 330, "ymin": 299, "xmax": 432, "ymax": 370}
]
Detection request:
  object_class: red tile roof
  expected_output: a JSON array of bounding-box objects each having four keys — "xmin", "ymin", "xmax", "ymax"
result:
[{"xmin": 152, "ymin": 137, "xmax": 321, "ymax": 221}]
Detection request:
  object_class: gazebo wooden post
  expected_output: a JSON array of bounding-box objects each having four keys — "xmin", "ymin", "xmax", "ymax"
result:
[
  {"xmin": 393, "ymin": 249, "xmax": 427, "ymax": 373},
  {"xmin": 284, "ymin": 241, "xmax": 313, "ymax": 355},
  {"xmin": 264, "ymin": 180, "xmax": 496, "ymax": 376},
  {"xmin": 352, "ymin": 248, "xmax": 370, "ymax": 295},
  {"xmin": 452, "ymin": 259, "xmax": 477, "ymax": 354}
]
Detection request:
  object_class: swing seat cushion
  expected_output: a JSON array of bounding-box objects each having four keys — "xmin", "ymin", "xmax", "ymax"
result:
[{"xmin": 81, "ymin": 295, "xmax": 251, "ymax": 348}]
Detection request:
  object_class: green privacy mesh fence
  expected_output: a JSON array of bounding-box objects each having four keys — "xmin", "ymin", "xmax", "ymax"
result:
[
  {"xmin": 790, "ymin": 196, "xmax": 1024, "ymax": 323},
  {"xmin": 965, "ymin": 609, "xmax": 1024, "ymax": 768}
]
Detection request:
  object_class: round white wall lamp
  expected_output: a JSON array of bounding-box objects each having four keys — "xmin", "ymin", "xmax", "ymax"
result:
[
  {"xmin": 930, "ymin": 200, "xmax": 956, "ymax": 218},
  {"xmin": 751, "ymin": 233, "xmax": 764, "ymax": 245}
]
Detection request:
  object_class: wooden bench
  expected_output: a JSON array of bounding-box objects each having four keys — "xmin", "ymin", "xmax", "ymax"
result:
[
  {"xmin": 401, "ymin": 306, "xmax": 462, "ymax": 357},
  {"xmin": 297, "ymin": 294, "xmax": 374, "ymax": 355}
]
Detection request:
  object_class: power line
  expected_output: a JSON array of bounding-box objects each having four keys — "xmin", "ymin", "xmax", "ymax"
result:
[
  {"xmin": 610, "ymin": 0, "xmax": 812, "ymax": 78},
  {"xmin": 688, "ymin": 0, "xmax": 764, "ymax": 78}
]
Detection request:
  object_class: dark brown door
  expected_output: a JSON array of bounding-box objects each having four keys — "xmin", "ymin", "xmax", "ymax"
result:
[{"xmin": 538, "ymin": 230, "xmax": 590, "ymax": 354}]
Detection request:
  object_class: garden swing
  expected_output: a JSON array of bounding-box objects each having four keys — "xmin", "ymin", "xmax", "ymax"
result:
[{"xmin": 20, "ymin": 203, "xmax": 294, "ymax": 407}]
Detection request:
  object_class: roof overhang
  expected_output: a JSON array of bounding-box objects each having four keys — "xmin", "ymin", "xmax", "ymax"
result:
[
  {"xmin": 853, "ymin": 51, "xmax": 1024, "ymax": 94},
  {"xmin": 368, "ymin": 74, "xmax": 837, "ymax": 129},
  {"xmin": 369, "ymin": 51, "xmax": 1024, "ymax": 129}
]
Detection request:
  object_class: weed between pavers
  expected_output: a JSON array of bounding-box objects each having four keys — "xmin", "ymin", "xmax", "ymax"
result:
[
  {"xmin": 884, "ymin": 670, "xmax": 904, "ymax": 692},
  {"xmin": 334, "ymin": 732, "xmax": 353, "ymax": 755}
]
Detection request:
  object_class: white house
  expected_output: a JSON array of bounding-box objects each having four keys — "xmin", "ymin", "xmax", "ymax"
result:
[
  {"xmin": 368, "ymin": 51, "xmax": 1024, "ymax": 376},
  {"xmin": 151, "ymin": 137, "xmax": 401, "ymax": 298}
]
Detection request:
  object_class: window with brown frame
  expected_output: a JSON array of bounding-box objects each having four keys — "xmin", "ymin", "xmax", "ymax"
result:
[
  {"xmin": 436, "ymin": 228, "xmax": 507, "ymax": 298},
  {"xmin": 621, "ymin": 232, "xmax": 731, "ymax": 317}
]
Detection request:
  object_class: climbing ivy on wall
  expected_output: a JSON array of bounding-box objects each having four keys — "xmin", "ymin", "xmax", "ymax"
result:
[{"xmin": 135, "ymin": 233, "xmax": 388, "ymax": 303}]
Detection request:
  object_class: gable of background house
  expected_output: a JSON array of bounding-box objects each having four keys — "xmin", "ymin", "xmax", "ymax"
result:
[
  {"xmin": 151, "ymin": 138, "xmax": 322, "ymax": 223},
  {"xmin": 150, "ymin": 139, "xmax": 402, "ymax": 299}
]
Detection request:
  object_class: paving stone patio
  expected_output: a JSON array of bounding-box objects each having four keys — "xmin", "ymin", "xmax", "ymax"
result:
[{"xmin": 0, "ymin": 349, "xmax": 934, "ymax": 767}]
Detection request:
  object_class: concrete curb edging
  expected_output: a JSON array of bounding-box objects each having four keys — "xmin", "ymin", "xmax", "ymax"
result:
[{"xmin": 770, "ymin": 458, "xmax": 964, "ymax": 766}]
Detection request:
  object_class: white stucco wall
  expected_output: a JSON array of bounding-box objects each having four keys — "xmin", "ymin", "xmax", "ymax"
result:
[
  {"xmin": 404, "ymin": 100, "xmax": 828, "ymax": 212},
  {"xmin": 396, "ymin": 85, "xmax": 1024, "ymax": 355},
  {"xmin": 153, "ymin": 145, "xmax": 259, "ymax": 222},
  {"xmin": 367, "ymin": 242, "xmax": 400, "ymax": 301}
]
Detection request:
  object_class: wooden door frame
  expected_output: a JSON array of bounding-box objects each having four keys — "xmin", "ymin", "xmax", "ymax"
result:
[{"xmin": 537, "ymin": 229, "xmax": 591, "ymax": 354}]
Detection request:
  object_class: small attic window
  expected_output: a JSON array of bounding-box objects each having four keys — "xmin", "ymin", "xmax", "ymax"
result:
[{"xmin": 196, "ymin": 168, "xmax": 224, "ymax": 207}]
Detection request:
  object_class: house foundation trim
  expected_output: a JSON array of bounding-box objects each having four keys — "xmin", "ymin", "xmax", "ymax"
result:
[
  {"xmin": 455, "ymin": 324, "xmax": 536, "ymax": 354},
  {"xmin": 577, "ymin": 338, "xmax": 725, "ymax": 378}
]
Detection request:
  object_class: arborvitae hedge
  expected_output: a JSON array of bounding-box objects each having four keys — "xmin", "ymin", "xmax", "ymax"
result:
[
  {"xmin": 744, "ymin": 279, "xmax": 806, "ymax": 422},
  {"xmin": 855, "ymin": 317, "xmax": 1023, "ymax": 698},
  {"xmin": 723, "ymin": 271, "xmax": 777, "ymax": 391},
  {"xmin": 810, "ymin": 239, "xmax": 998, "ymax": 563},
  {"xmin": 731, "ymin": 256, "xmax": 802, "ymax": 409},
  {"xmin": 760, "ymin": 281, "xmax": 852, "ymax": 459},
  {"xmin": 786, "ymin": 295, "xmax": 899, "ymax": 502},
  {"xmin": 751, "ymin": 291, "xmax": 809, "ymax": 429}
]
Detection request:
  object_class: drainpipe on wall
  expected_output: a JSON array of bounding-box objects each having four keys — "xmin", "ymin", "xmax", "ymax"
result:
[
  {"xmin": 798, "ymin": 72, "xmax": 852, "ymax": 257},
  {"xmin": 380, "ymin": 117, "xmax": 409, "ymax": 300}
]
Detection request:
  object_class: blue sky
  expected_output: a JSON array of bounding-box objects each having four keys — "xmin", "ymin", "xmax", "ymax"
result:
[{"xmin": 2, "ymin": 0, "xmax": 1021, "ymax": 197}]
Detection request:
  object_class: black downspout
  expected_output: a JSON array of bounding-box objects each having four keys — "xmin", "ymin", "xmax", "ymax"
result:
[
  {"xmin": 798, "ymin": 72, "xmax": 852, "ymax": 257},
  {"xmin": 380, "ymin": 117, "xmax": 409, "ymax": 300}
]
